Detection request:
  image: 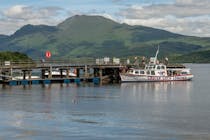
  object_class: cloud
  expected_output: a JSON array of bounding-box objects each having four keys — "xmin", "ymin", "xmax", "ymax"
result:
[
  {"xmin": 3, "ymin": 5, "xmax": 63, "ymax": 20},
  {"xmin": 0, "ymin": 5, "xmax": 64, "ymax": 35},
  {"xmin": 176, "ymin": 0, "xmax": 193, "ymax": 5},
  {"xmin": 117, "ymin": 0, "xmax": 210, "ymax": 37},
  {"xmin": 0, "ymin": 19, "xmax": 19, "ymax": 35},
  {"xmin": 119, "ymin": 1, "xmax": 210, "ymax": 19},
  {"xmin": 3, "ymin": 5, "xmax": 27, "ymax": 19}
]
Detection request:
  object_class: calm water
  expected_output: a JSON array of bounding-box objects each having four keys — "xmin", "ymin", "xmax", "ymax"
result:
[{"xmin": 0, "ymin": 64, "xmax": 210, "ymax": 140}]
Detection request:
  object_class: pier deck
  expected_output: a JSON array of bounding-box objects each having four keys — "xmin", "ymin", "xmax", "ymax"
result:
[{"xmin": 0, "ymin": 60, "xmax": 132, "ymax": 85}]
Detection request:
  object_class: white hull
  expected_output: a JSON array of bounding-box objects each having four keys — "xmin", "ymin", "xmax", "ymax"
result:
[{"xmin": 120, "ymin": 74, "xmax": 194, "ymax": 82}]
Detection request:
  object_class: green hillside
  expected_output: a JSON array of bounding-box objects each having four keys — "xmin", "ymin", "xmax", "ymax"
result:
[
  {"xmin": 0, "ymin": 51, "xmax": 32, "ymax": 62},
  {"xmin": 0, "ymin": 15, "xmax": 210, "ymax": 62},
  {"xmin": 172, "ymin": 50, "xmax": 210, "ymax": 63}
]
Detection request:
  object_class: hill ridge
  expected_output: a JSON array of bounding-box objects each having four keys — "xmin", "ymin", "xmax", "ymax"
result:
[{"xmin": 0, "ymin": 15, "xmax": 210, "ymax": 62}]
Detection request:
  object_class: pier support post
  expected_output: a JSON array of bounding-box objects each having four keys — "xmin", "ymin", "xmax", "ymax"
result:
[
  {"xmin": 60, "ymin": 69, "xmax": 63, "ymax": 78},
  {"xmin": 22, "ymin": 70, "xmax": 26, "ymax": 80},
  {"xmin": 113, "ymin": 68, "xmax": 120, "ymax": 83},
  {"xmin": 28, "ymin": 70, "xmax": 32, "ymax": 80},
  {"xmin": 66, "ymin": 68, "xmax": 70, "ymax": 78},
  {"xmin": 48, "ymin": 68, "xmax": 52, "ymax": 79},
  {"xmin": 41, "ymin": 69, "xmax": 45, "ymax": 79},
  {"xmin": 99, "ymin": 68, "xmax": 102, "ymax": 85},
  {"xmin": 93, "ymin": 68, "xmax": 99, "ymax": 77},
  {"xmin": 22, "ymin": 69, "xmax": 32, "ymax": 80},
  {"xmin": 85, "ymin": 65, "xmax": 88, "ymax": 78},
  {"xmin": 76, "ymin": 68, "xmax": 80, "ymax": 77}
]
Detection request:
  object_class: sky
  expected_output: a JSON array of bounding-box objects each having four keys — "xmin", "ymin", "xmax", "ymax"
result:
[{"xmin": 0, "ymin": 0, "xmax": 210, "ymax": 37}]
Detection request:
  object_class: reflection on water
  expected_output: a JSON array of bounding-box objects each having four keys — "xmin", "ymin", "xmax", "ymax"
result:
[{"xmin": 121, "ymin": 81, "xmax": 192, "ymax": 104}]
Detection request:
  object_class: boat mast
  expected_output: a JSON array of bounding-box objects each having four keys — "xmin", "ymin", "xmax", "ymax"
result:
[{"xmin": 154, "ymin": 45, "xmax": 159, "ymax": 64}]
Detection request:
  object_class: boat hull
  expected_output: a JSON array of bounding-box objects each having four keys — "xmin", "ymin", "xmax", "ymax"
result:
[{"xmin": 120, "ymin": 74, "xmax": 194, "ymax": 82}]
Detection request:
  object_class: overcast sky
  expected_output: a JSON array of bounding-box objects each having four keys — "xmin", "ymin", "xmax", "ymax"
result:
[{"xmin": 0, "ymin": 0, "xmax": 210, "ymax": 37}]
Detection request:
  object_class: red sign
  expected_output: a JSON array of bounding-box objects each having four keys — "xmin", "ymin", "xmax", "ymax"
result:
[{"xmin": 45, "ymin": 51, "xmax": 51, "ymax": 58}]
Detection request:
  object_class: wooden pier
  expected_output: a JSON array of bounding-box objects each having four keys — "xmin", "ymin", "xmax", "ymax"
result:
[{"xmin": 0, "ymin": 59, "xmax": 132, "ymax": 86}]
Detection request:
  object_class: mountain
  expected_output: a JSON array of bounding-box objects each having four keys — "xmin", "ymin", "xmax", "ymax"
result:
[
  {"xmin": 0, "ymin": 35, "xmax": 9, "ymax": 42},
  {"xmin": 12, "ymin": 24, "xmax": 57, "ymax": 37},
  {"xmin": 0, "ymin": 35, "xmax": 8, "ymax": 39},
  {"xmin": 0, "ymin": 15, "xmax": 210, "ymax": 62}
]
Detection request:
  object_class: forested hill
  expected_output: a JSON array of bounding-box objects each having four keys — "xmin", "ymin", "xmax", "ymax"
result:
[
  {"xmin": 0, "ymin": 15, "xmax": 210, "ymax": 62},
  {"xmin": 0, "ymin": 51, "xmax": 32, "ymax": 62}
]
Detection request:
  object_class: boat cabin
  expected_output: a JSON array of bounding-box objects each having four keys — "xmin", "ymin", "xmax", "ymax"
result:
[
  {"xmin": 167, "ymin": 68, "xmax": 191, "ymax": 76},
  {"xmin": 144, "ymin": 64, "xmax": 167, "ymax": 76},
  {"xmin": 127, "ymin": 64, "xmax": 167, "ymax": 76},
  {"xmin": 127, "ymin": 64, "xmax": 191, "ymax": 77}
]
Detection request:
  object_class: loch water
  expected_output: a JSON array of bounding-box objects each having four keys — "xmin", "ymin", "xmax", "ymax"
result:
[{"xmin": 0, "ymin": 64, "xmax": 210, "ymax": 140}]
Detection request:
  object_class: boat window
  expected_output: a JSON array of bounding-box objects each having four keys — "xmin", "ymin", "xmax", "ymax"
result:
[
  {"xmin": 181, "ymin": 71, "xmax": 188, "ymax": 75},
  {"xmin": 147, "ymin": 71, "xmax": 150, "ymax": 75},
  {"xmin": 135, "ymin": 71, "xmax": 139, "ymax": 74},
  {"xmin": 157, "ymin": 66, "xmax": 160, "ymax": 69},
  {"xmin": 129, "ymin": 70, "xmax": 133, "ymax": 73},
  {"xmin": 140, "ymin": 71, "xmax": 145, "ymax": 74},
  {"xmin": 151, "ymin": 71, "xmax": 155, "ymax": 75},
  {"xmin": 167, "ymin": 70, "xmax": 172, "ymax": 76},
  {"xmin": 161, "ymin": 66, "xmax": 165, "ymax": 69}
]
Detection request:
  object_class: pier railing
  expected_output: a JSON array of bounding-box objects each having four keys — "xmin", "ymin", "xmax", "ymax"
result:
[
  {"xmin": 0, "ymin": 61, "xmax": 36, "ymax": 69},
  {"xmin": 1, "ymin": 57, "xmax": 135, "ymax": 69}
]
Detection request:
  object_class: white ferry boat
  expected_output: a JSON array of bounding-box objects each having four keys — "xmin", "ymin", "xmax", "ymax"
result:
[{"xmin": 120, "ymin": 48, "xmax": 194, "ymax": 82}]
